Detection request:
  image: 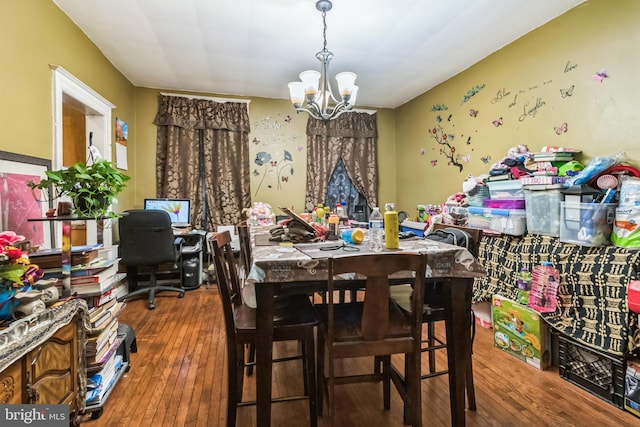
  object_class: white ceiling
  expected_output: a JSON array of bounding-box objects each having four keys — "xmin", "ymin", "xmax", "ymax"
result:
[{"xmin": 52, "ymin": 0, "xmax": 585, "ymax": 109}]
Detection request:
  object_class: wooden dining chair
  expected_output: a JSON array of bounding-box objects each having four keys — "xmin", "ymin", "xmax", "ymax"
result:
[
  {"xmin": 389, "ymin": 222, "xmax": 483, "ymax": 411},
  {"xmin": 210, "ymin": 230, "xmax": 319, "ymax": 427},
  {"xmin": 315, "ymin": 252, "xmax": 426, "ymax": 426}
]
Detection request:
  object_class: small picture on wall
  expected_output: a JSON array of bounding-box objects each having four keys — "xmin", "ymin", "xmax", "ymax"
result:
[{"xmin": 115, "ymin": 117, "xmax": 128, "ymax": 170}]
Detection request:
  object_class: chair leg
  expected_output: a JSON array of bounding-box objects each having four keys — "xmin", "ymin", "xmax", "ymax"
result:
[
  {"xmin": 236, "ymin": 343, "xmax": 245, "ymax": 403},
  {"xmin": 382, "ymin": 355, "xmax": 391, "ymax": 410},
  {"xmin": 466, "ymin": 354, "xmax": 476, "ymax": 410},
  {"xmin": 407, "ymin": 352, "xmax": 421, "ymax": 427},
  {"xmin": 304, "ymin": 328, "xmax": 318, "ymax": 427},
  {"xmin": 118, "ymin": 268, "xmax": 185, "ymax": 310},
  {"xmin": 316, "ymin": 331, "xmax": 325, "ymax": 417},
  {"xmin": 226, "ymin": 349, "xmax": 239, "ymax": 427},
  {"xmin": 245, "ymin": 343, "xmax": 255, "ymax": 376},
  {"xmin": 427, "ymin": 321, "xmax": 437, "ymax": 373},
  {"xmin": 467, "ymin": 310, "xmax": 477, "ymax": 410}
]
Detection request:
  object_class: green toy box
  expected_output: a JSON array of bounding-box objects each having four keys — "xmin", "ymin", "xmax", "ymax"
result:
[{"xmin": 491, "ymin": 294, "xmax": 551, "ymax": 370}]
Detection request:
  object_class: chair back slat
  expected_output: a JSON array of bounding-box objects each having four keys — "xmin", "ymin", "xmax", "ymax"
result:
[
  {"xmin": 328, "ymin": 253, "xmax": 426, "ymax": 343},
  {"xmin": 210, "ymin": 231, "xmax": 243, "ymax": 337},
  {"xmin": 237, "ymin": 223, "xmax": 252, "ymax": 274}
]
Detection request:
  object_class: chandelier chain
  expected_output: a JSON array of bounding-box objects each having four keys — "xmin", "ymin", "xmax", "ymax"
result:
[{"xmin": 322, "ymin": 10, "xmax": 328, "ymax": 53}]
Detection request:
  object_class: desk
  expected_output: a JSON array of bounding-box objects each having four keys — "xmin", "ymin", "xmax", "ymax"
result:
[{"xmin": 247, "ymin": 228, "xmax": 485, "ymax": 426}]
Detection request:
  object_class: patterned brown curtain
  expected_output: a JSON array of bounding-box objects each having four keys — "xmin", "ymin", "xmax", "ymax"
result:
[
  {"xmin": 153, "ymin": 95, "xmax": 251, "ymax": 229},
  {"xmin": 305, "ymin": 112, "xmax": 378, "ymax": 212}
]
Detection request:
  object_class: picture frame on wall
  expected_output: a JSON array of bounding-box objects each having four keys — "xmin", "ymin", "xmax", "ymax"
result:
[{"xmin": 0, "ymin": 151, "xmax": 55, "ymax": 250}]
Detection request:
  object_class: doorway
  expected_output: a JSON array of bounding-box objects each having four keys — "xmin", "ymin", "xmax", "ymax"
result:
[{"xmin": 52, "ymin": 65, "xmax": 115, "ymax": 247}]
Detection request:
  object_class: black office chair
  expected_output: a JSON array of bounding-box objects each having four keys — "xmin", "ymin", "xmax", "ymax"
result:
[{"xmin": 117, "ymin": 209, "xmax": 185, "ymax": 309}]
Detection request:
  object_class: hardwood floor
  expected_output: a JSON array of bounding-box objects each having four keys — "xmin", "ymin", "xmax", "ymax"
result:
[{"xmin": 81, "ymin": 285, "xmax": 639, "ymax": 426}]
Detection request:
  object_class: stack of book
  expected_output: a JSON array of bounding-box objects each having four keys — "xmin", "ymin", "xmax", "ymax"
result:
[
  {"xmin": 86, "ymin": 300, "xmax": 125, "ymax": 362},
  {"xmin": 68, "ymin": 258, "xmax": 126, "ymax": 297},
  {"xmin": 29, "ymin": 245, "xmax": 102, "ymax": 269},
  {"xmin": 532, "ymin": 151, "xmax": 575, "ymax": 162},
  {"xmin": 87, "ymin": 312, "xmax": 119, "ymax": 358},
  {"xmin": 86, "ymin": 352, "xmax": 124, "ymax": 405}
]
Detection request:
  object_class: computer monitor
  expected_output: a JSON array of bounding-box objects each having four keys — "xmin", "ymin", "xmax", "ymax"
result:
[{"xmin": 143, "ymin": 198, "xmax": 191, "ymax": 227}]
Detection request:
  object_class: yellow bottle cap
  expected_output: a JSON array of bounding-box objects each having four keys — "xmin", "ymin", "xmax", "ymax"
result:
[{"xmin": 351, "ymin": 228, "xmax": 364, "ymax": 244}]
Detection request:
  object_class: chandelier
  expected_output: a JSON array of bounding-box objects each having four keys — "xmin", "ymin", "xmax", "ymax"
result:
[{"xmin": 288, "ymin": 0, "xmax": 358, "ymax": 122}]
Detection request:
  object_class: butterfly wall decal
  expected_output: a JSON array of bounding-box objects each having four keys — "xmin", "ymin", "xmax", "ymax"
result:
[
  {"xmin": 560, "ymin": 85, "xmax": 575, "ymax": 98},
  {"xmin": 252, "ymin": 137, "xmax": 261, "ymax": 145},
  {"xmin": 430, "ymin": 159, "xmax": 438, "ymax": 166},
  {"xmin": 462, "ymin": 155, "xmax": 471, "ymax": 163},
  {"xmin": 554, "ymin": 122, "xmax": 568, "ymax": 135},
  {"xmin": 492, "ymin": 117, "xmax": 503, "ymax": 127},
  {"xmin": 420, "ymin": 148, "xmax": 425, "ymax": 156},
  {"xmin": 296, "ymin": 144, "xmax": 303, "ymax": 152},
  {"xmin": 436, "ymin": 115, "xmax": 443, "ymax": 123},
  {"xmin": 270, "ymin": 160, "xmax": 278, "ymax": 167},
  {"xmin": 284, "ymin": 115, "xmax": 292, "ymax": 123},
  {"xmin": 481, "ymin": 155, "xmax": 491, "ymax": 164},
  {"xmin": 281, "ymin": 176, "xmax": 289, "ymax": 182},
  {"xmin": 592, "ymin": 68, "xmax": 608, "ymax": 83},
  {"xmin": 252, "ymin": 169, "xmax": 260, "ymax": 176},
  {"xmin": 469, "ymin": 109, "xmax": 478, "ymax": 117}
]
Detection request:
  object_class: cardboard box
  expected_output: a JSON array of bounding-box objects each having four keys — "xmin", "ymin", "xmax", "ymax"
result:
[
  {"xmin": 473, "ymin": 301, "xmax": 492, "ymax": 329},
  {"xmin": 625, "ymin": 359, "xmax": 640, "ymax": 417},
  {"xmin": 491, "ymin": 294, "xmax": 550, "ymax": 370}
]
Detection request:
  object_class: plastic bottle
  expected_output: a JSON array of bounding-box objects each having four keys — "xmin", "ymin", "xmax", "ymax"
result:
[
  {"xmin": 328, "ymin": 213, "xmax": 340, "ymax": 240},
  {"xmin": 384, "ymin": 203, "xmax": 399, "ymax": 249},
  {"xmin": 369, "ymin": 207, "xmax": 384, "ymax": 252},
  {"xmin": 516, "ymin": 267, "xmax": 531, "ymax": 305},
  {"xmin": 336, "ymin": 203, "xmax": 345, "ymax": 218},
  {"xmin": 528, "ymin": 261, "xmax": 560, "ymax": 313},
  {"xmin": 315, "ymin": 204, "xmax": 324, "ymax": 223}
]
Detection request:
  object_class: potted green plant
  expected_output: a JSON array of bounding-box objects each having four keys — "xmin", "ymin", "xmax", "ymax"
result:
[{"xmin": 28, "ymin": 159, "xmax": 130, "ymax": 218}]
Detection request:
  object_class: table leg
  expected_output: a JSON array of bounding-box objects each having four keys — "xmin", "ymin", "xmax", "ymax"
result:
[
  {"xmin": 443, "ymin": 278, "xmax": 471, "ymax": 427},
  {"xmin": 255, "ymin": 283, "xmax": 274, "ymax": 427}
]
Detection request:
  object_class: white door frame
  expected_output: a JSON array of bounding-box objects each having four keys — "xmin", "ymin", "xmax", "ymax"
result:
[{"xmin": 51, "ymin": 65, "xmax": 117, "ymax": 247}]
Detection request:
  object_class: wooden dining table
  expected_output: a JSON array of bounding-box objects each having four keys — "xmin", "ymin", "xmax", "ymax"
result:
[{"xmin": 245, "ymin": 226, "xmax": 486, "ymax": 427}]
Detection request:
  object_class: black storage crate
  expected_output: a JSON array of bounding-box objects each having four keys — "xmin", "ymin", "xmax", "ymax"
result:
[{"xmin": 558, "ymin": 334, "xmax": 625, "ymax": 408}]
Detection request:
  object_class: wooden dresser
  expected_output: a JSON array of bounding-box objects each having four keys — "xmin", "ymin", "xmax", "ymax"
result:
[{"xmin": 0, "ymin": 299, "xmax": 89, "ymax": 425}]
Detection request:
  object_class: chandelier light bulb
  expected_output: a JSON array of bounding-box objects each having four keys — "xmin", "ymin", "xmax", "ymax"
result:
[
  {"xmin": 287, "ymin": 82, "xmax": 304, "ymax": 107},
  {"xmin": 299, "ymin": 70, "xmax": 321, "ymax": 96},
  {"xmin": 336, "ymin": 71, "xmax": 357, "ymax": 98}
]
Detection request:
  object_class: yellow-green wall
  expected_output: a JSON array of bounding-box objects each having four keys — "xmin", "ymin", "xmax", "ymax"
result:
[
  {"xmin": 0, "ymin": 0, "xmax": 137, "ymax": 212},
  {"xmin": 395, "ymin": 0, "xmax": 640, "ymax": 213},
  {"xmin": 2, "ymin": 0, "xmax": 638, "ymax": 227}
]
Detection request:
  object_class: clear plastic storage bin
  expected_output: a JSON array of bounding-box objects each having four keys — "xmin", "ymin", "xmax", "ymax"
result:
[
  {"xmin": 560, "ymin": 202, "xmax": 616, "ymax": 246},
  {"xmin": 524, "ymin": 189, "xmax": 564, "ymax": 236},
  {"xmin": 487, "ymin": 180, "xmax": 525, "ymax": 200},
  {"xmin": 468, "ymin": 207, "xmax": 527, "ymax": 235}
]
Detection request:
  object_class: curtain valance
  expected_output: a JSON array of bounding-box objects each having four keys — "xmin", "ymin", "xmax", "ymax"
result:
[
  {"xmin": 306, "ymin": 112, "xmax": 378, "ymax": 138},
  {"xmin": 153, "ymin": 95, "xmax": 251, "ymax": 132}
]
